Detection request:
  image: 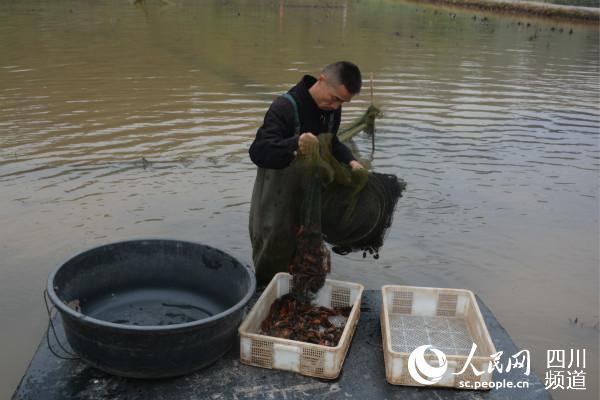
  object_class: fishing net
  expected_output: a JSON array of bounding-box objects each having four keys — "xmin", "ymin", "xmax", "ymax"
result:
[
  {"xmin": 287, "ymin": 137, "xmax": 330, "ymax": 303},
  {"xmin": 312, "ymin": 134, "xmax": 406, "ymax": 260},
  {"xmin": 337, "ymin": 104, "xmax": 381, "ymax": 142},
  {"xmin": 251, "ymin": 104, "xmax": 405, "ymax": 345},
  {"xmin": 249, "ymin": 131, "xmax": 406, "ymax": 291}
]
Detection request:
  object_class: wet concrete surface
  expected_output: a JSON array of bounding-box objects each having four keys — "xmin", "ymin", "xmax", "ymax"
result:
[{"xmin": 13, "ymin": 291, "xmax": 551, "ymax": 400}]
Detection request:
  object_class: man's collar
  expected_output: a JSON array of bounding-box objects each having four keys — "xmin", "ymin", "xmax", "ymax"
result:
[
  {"xmin": 298, "ymin": 75, "xmax": 322, "ymax": 113},
  {"xmin": 301, "ymin": 74, "xmax": 317, "ymax": 88}
]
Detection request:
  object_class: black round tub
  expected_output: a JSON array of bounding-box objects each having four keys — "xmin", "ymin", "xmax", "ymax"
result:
[{"xmin": 47, "ymin": 239, "xmax": 255, "ymax": 378}]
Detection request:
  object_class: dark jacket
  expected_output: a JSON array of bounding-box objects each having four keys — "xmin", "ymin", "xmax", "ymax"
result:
[{"xmin": 249, "ymin": 75, "xmax": 355, "ymax": 169}]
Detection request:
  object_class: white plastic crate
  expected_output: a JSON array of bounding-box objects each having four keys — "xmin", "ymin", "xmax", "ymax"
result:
[
  {"xmin": 239, "ymin": 272, "xmax": 363, "ymax": 379},
  {"xmin": 381, "ymin": 285, "xmax": 496, "ymax": 389}
]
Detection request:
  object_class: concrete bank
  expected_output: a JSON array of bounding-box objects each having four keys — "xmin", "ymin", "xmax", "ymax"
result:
[
  {"xmin": 409, "ymin": 0, "xmax": 600, "ymax": 22},
  {"xmin": 13, "ymin": 291, "xmax": 551, "ymax": 400}
]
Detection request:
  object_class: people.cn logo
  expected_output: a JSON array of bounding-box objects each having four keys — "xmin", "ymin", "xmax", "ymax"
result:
[{"xmin": 408, "ymin": 345, "xmax": 449, "ymax": 385}]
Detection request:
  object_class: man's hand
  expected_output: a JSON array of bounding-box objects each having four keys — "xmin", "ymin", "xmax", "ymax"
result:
[
  {"xmin": 298, "ymin": 132, "xmax": 318, "ymax": 155},
  {"xmin": 349, "ymin": 160, "xmax": 364, "ymax": 170}
]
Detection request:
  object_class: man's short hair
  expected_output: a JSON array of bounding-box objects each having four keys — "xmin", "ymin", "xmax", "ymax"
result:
[{"xmin": 322, "ymin": 61, "xmax": 362, "ymax": 95}]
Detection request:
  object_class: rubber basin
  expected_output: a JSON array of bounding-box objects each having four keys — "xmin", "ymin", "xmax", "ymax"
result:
[{"xmin": 47, "ymin": 239, "xmax": 255, "ymax": 378}]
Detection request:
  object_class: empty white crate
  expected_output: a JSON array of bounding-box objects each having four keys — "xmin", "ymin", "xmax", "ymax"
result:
[
  {"xmin": 239, "ymin": 272, "xmax": 363, "ymax": 379},
  {"xmin": 381, "ymin": 285, "xmax": 496, "ymax": 389}
]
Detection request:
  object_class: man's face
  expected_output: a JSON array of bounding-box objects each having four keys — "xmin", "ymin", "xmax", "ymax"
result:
[{"xmin": 318, "ymin": 76, "xmax": 353, "ymax": 111}]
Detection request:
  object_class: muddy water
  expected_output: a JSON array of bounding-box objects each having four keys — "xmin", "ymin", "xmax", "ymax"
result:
[{"xmin": 1, "ymin": 0, "xmax": 598, "ymax": 398}]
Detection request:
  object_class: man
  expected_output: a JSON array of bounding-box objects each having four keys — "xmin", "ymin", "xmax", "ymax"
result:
[
  {"xmin": 249, "ymin": 61, "xmax": 364, "ymax": 170},
  {"xmin": 248, "ymin": 61, "xmax": 364, "ymax": 285}
]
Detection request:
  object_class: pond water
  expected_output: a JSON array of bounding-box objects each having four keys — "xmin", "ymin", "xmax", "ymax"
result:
[{"xmin": 0, "ymin": 0, "xmax": 598, "ymax": 398}]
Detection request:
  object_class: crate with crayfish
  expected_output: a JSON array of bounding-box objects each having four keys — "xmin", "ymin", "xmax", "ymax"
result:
[{"xmin": 238, "ymin": 272, "xmax": 363, "ymax": 379}]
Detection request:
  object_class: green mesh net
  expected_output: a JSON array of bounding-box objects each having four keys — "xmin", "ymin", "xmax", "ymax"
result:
[{"xmin": 249, "ymin": 109, "xmax": 406, "ymax": 294}]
